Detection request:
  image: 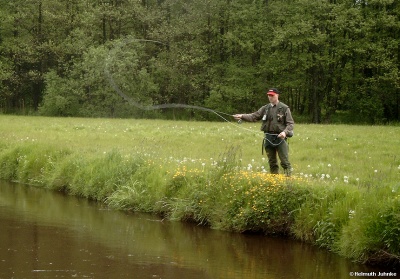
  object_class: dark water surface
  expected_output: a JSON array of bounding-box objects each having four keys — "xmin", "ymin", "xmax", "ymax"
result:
[{"xmin": 0, "ymin": 181, "xmax": 388, "ymax": 279}]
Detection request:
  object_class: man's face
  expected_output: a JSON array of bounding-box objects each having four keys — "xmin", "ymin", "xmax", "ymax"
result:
[{"xmin": 267, "ymin": 93, "xmax": 279, "ymax": 103}]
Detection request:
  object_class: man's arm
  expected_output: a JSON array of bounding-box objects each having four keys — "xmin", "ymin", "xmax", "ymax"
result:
[
  {"xmin": 283, "ymin": 107, "xmax": 294, "ymax": 136},
  {"xmin": 233, "ymin": 106, "xmax": 266, "ymax": 122}
]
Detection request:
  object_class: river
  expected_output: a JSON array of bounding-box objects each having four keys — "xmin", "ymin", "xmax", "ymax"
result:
[{"xmin": 0, "ymin": 181, "xmax": 388, "ymax": 279}]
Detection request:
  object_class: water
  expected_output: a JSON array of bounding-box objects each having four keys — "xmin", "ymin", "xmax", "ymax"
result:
[{"xmin": 0, "ymin": 181, "xmax": 389, "ymax": 279}]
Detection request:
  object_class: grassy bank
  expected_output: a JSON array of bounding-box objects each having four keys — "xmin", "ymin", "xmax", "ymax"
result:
[{"xmin": 0, "ymin": 115, "xmax": 399, "ymax": 268}]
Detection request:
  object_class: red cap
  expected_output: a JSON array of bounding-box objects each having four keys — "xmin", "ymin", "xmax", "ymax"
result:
[{"xmin": 267, "ymin": 88, "xmax": 280, "ymax": 95}]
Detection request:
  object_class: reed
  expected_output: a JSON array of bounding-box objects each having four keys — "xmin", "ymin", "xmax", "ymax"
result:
[{"xmin": 0, "ymin": 115, "xmax": 399, "ymax": 267}]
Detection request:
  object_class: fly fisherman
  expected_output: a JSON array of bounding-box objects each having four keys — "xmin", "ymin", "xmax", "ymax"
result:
[{"xmin": 234, "ymin": 88, "xmax": 294, "ymax": 176}]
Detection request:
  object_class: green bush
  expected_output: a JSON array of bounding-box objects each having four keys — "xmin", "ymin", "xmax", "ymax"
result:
[
  {"xmin": 338, "ymin": 192, "xmax": 400, "ymax": 264},
  {"xmin": 69, "ymin": 150, "xmax": 143, "ymax": 200},
  {"xmin": 0, "ymin": 144, "xmax": 70, "ymax": 185}
]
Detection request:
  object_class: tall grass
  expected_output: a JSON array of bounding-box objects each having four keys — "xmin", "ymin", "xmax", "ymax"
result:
[{"xmin": 0, "ymin": 115, "xmax": 399, "ymax": 268}]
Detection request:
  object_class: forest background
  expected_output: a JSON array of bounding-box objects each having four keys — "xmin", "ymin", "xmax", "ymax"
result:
[{"xmin": 0, "ymin": 0, "xmax": 399, "ymax": 124}]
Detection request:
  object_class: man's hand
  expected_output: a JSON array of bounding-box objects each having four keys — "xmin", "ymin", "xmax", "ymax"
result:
[
  {"xmin": 233, "ymin": 114, "xmax": 243, "ymax": 120},
  {"xmin": 278, "ymin": 131, "xmax": 286, "ymax": 139}
]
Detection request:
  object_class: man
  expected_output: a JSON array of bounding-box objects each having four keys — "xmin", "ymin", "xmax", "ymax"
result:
[{"xmin": 234, "ymin": 88, "xmax": 294, "ymax": 176}]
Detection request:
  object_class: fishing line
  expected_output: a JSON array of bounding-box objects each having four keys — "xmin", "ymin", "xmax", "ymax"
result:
[
  {"xmin": 105, "ymin": 37, "xmax": 231, "ymax": 120},
  {"xmin": 104, "ymin": 36, "xmax": 262, "ymax": 136},
  {"xmin": 264, "ymin": 133, "xmax": 285, "ymax": 146},
  {"xmin": 261, "ymin": 132, "xmax": 286, "ymax": 155}
]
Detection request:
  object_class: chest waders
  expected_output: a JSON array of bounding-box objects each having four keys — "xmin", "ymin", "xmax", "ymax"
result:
[{"xmin": 261, "ymin": 103, "xmax": 291, "ymax": 155}]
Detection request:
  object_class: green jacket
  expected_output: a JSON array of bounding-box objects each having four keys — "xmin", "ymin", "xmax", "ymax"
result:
[{"xmin": 241, "ymin": 102, "xmax": 294, "ymax": 135}]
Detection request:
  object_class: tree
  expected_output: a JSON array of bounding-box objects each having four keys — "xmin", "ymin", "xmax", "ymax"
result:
[
  {"xmin": 1, "ymin": 0, "xmax": 399, "ymax": 123},
  {"xmin": 40, "ymin": 38, "xmax": 158, "ymax": 118}
]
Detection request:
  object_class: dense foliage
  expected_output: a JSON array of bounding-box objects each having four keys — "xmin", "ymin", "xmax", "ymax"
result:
[{"xmin": 1, "ymin": 0, "xmax": 399, "ymax": 123}]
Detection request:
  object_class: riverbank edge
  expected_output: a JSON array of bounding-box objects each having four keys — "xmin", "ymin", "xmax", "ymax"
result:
[{"xmin": 0, "ymin": 142, "xmax": 399, "ymax": 270}]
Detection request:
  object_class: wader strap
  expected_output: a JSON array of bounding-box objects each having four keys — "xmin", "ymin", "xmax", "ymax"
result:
[{"xmin": 262, "ymin": 137, "xmax": 265, "ymax": 155}]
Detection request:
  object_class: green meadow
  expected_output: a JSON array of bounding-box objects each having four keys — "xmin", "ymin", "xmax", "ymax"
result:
[{"xmin": 0, "ymin": 115, "xmax": 399, "ymax": 267}]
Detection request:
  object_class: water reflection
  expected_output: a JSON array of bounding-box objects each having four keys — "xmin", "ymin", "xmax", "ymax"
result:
[{"xmin": 0, "ymin": 181, "xmax": 385, "ymax": 278}]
